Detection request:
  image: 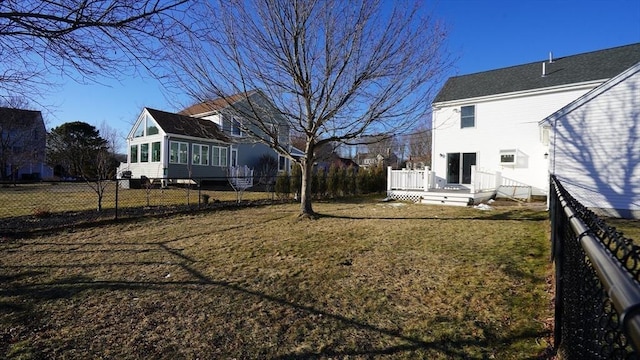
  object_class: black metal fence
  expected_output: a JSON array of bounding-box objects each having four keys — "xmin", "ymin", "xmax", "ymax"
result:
[
  {"xmin": 0, "ymin": 177, "xmax": 278, "ymax": 236},
  {"xmin": 550, "ymin": 175, "xmax": 640, "ymax": 358}
]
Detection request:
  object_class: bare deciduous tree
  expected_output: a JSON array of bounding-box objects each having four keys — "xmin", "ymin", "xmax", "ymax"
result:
[
  {"xmin": 166, "ymin": 0, "xmax": 452, "ymax": 217},
  {"xmin": 405, "ymin": 123, "xmax": 433, "ymax": 167},
  {"xmin": 0, "ymin": 0, "xmax": 190, "ymax": 102}
]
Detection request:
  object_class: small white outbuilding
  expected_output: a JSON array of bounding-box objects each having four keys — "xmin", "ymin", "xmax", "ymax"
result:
[{"xmin": 541, "ymin": 62, "xmax": 640, "ymax": 219}]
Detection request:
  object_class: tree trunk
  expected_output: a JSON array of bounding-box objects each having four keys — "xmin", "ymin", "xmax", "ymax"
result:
[{"xmin": 299, "ymin": 158, "xmax": 315, "ymax": 217}]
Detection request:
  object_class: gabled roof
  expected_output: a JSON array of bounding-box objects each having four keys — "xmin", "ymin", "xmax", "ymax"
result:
[
  {"xmin": 179, "ymin": 90, "xmax": 258, "ymax": 116},
  {"xmin": 145, "ymin": 108, "xmax": 230, "ymax": 142},
  {"xmin": 540, "ymin": 61, "xmax": 640, "ymax": 126},
  {"xmin": 434, "ymin": 43, "xmax": 640, "ymax": 104},
  {"xmin": 0, "ymin": 107, "xmax": 44, "ymax": 128}
]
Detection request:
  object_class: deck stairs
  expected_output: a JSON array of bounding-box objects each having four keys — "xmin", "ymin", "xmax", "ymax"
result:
[
  {"xmin": 420, "ymin": 185, "xmax": 474, "ymax": 207},
  {"xmin": 421, "ymin": 192, "xmax": 473, "ymax": 206}
]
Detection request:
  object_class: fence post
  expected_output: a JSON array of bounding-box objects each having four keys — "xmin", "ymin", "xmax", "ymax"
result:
[
  {"xmin": 198, "ymin": 178, "xmax": 202, "ymax": 209},
  {"xmin": 115, "ymin": 178, "xmax": 119, "ymax": 220},
  {"xmin": 550, "ymin": 178, "xmax": 563, "ymax": 350},
  {"xmin": 387, "ymin": 166, "xmax": 392, "ymax": 192}
]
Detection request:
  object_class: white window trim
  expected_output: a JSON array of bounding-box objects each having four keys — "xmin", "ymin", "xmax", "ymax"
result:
[
  {"xmin": 499, "ymin": 149, "xmax": 517, "ymax": 165},
  {"xmin": 170, "ymin": 141, "xmax": 189, "ymax": 164},
  {"xmin": 230, "ymin": 146, "xmax": 238, "ymax": 167},
  {"xmin": 460, "ymin": 105, "xmax": 475, "ymax": 129},
  {"xmin": 140, "ymin": 143, "xmax": 149, "ymax": 163},
  {"xmin": 151, "ymin": 141, "xmax": 161, "ymax": 162},
  {"xmin": 278, "ymin": 155, "xmax": 287, "ymax": 172},
  {"xmin": 231, "ymin": 117, "xmax": 244, "ymax": 137},
  {"xmin": 130, "ymin": 144, "xmax": 139, "ymax": 163},
  {"xmin": 211, "ymin": 145, "xmax": 228, "ymax": 167}
]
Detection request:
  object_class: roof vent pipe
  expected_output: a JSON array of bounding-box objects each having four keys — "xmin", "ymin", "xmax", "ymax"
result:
[
  {"xmin": 542, "ymin": 62, "xmax": 546, "ymax": 77},
  {"xmin": 549, "ymin": 51, "xmax": 554, "ymax": 63}
]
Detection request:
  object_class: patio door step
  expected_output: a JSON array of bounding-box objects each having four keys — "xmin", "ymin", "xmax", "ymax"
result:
[{"xmin": 420, "ymin": 193, "xmax": 473, "ymax": 207}]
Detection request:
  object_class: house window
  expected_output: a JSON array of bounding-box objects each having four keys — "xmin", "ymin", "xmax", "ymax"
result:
[
  {"xmin": 192, "ymin": 144, "xmax": 209, "ymax": 165},
  {"xmin": 278, "ymin": 155, "xmax": 287, "ymax": 172},
  {"xmin": 192, "ymin": 144, "xmax": 201, "ymax": 165},
  {"xmin": 170, "ymin": 141, "xmax": 189, "ymax": 164},
  {"xmin": 140, "ymin": 143, "xmax": 149, "ymax": 162},
  {"xmin": 151, "ymin": 142, "xmax": 161, "ymax": 162},
  {"xmin": 201, "ymin": 145, "xmax": 209, "ymax": 165},
  {"xmin": 461, "ymin": 105, "xmax": 475, "ymax": 128},
  {"xmin": 211, "ymin": 146, "xmax": 228, "ymax": 167},
  {"xmin": 133, "ymin": 123, "xmax": 144, "ymax": 138},
  {"xmin": 231, "ymin": 118, "xmax": 244, "ymax": 136},
  {"xmin": 130, "ymin": 145, "xmax": 138, "ymax": 163},
  {"xmin": 146, "ymin": 116, "xmax": 159, "ymax": 135},
  {"xmin": 230, "ymin": 147, "xmax": 238, "ymax": 167},
  {"xmin": 500, "ymin": 149, "xmax": 517, "ymax": 165}
]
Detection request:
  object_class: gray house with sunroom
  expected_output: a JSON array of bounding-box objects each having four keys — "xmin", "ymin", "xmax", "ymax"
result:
[{"xmin": 117, "ymin": 90, "xmax": 294, "ymax": 183}]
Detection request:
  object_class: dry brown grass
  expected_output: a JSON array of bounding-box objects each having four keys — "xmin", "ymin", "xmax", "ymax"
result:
[{"xmin": 1, "ymin": 198, "xmax": 553, "ymax": 359}]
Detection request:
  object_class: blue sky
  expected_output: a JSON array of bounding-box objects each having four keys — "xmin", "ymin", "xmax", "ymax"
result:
[{"xmin": 41, "ymin": 0, "xmax": 640, "ymax": 140}]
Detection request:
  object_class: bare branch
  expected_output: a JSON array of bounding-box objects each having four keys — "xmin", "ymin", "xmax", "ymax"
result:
[
  {"xmin": 164, "ymin": 0, "xmax": 453, "ymax": 215},
  {"xmin": 0, "ymin": 0, "xmax": 190, "ymax": 101}
]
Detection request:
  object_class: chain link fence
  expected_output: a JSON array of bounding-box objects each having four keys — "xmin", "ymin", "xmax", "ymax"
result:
[
  {"xmin": 550, "ymin": 175, "xmax": 640, "ymax": 358},
  {"xmin": 1, "ymin": 168, "xmax": 387, "ymax": 236},
  {"xmin": 0, "ymin": 177, "xmax": 278, "ymax": 236}
]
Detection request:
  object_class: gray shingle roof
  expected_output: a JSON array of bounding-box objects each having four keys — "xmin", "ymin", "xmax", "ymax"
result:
[
  {"xmin": 434, "ymin": 43, "xmax": 640, "ymax": 103},
  {"xmin": 145, "ymin": 108, "xmax": 230, "ymax": 142},
  {"xmin": 0, "ymin": 107, "xmax": 43, "ymax": 128}
]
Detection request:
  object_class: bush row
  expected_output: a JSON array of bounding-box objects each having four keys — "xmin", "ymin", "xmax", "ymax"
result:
[{"xmin": 274, "ymin": 164, "xmax": 386, "ymax": 199}]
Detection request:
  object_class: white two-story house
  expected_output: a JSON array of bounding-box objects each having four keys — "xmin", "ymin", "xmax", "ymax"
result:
[{"xmin": 431, "ymin": 43, "xmax": 640, "ymax": 198}]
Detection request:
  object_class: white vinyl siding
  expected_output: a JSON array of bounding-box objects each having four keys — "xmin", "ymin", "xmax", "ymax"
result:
[
  {"xmin": 432, "ymin": 87, "xmax": 595, "ymax": 195},
  {"xmin": 550, "ymin": 67, "xmax": 640, "ymax": 217}
]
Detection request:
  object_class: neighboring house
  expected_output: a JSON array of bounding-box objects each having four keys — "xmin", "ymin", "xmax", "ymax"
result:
[
  {"xmin": 405, "ymin": 155, "xmax": 430, "ymax": 170},
  {"xmin": 356, "ymin": 152, "xmax": 398, "ymax": 169},
  {"xmin": 431, "ymin": 43, "xmax": 640, "ymax": 197},
  {"xmin": 118, "ymin": 90, "xmax": 292, "ymax": 183},
  {"xmin": 0, "ymin": 107, "xmax": 52, "ymax": 180},
  {"xmin": 180, "ymin": 90, "xmax": 293, "ymax": 174},
  {"xmin": 120, "ymin": 107, "xmax": 230, "ymax": 181},
  {"xmin": 541, "ymin": 62, "xmax": 640, "ymax": 219},
  {"xmin": 314, "ymin": 154, "xmax": 359, "ymax": 173}
]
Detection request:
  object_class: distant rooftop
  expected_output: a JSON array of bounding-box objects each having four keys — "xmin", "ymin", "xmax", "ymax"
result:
[
  {"xmin": 433, "ymin": 43, "xmax": 640, "ymax": 103},
  {"xmin": 179, "ymin": 90, "xmax": 258, "ymax": 116}
]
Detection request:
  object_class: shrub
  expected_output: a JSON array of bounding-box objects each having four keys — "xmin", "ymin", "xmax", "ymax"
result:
[
  {"xmin": 32, "ymin": 206, "xmax": 52, "ymax": 218},
  {"xmin": 275, "ymin": 172, "xmax": 290, "ymax": 199},
  {"xmin": 316, "ymin": 168, "xmax": 327, "ymax": 199},
  {"xmin": 290, "ymin": 164, "xmax": 302, "ymax": 199}
]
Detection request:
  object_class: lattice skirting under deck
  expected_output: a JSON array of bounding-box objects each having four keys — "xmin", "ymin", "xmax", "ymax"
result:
[{"xmin": 387, "ymin": 190, "xmax": 424, "ymax": 202}]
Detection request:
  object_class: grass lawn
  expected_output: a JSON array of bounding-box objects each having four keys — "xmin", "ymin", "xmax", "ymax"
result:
[{"xmin": 1, "ymin": 198, "xmax": 553, "ymax": 359}]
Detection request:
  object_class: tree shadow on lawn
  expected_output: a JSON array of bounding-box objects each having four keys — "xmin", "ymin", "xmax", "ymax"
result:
[{"xmin": 1, "ymin": 238, "xmax": 552, "ymax": 359}]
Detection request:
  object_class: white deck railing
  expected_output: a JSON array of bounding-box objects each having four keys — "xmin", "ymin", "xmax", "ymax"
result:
[
  {"xmin": 388, "ymin": 166, "xmax": 501, "ymax": 194},
  {"xmin": 469, "ymin": 166, "xmax": 500, "ymax": 194},
  {"xmin": 387, "ymin": 167, "xmax": 433, "ymax": 191}
]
